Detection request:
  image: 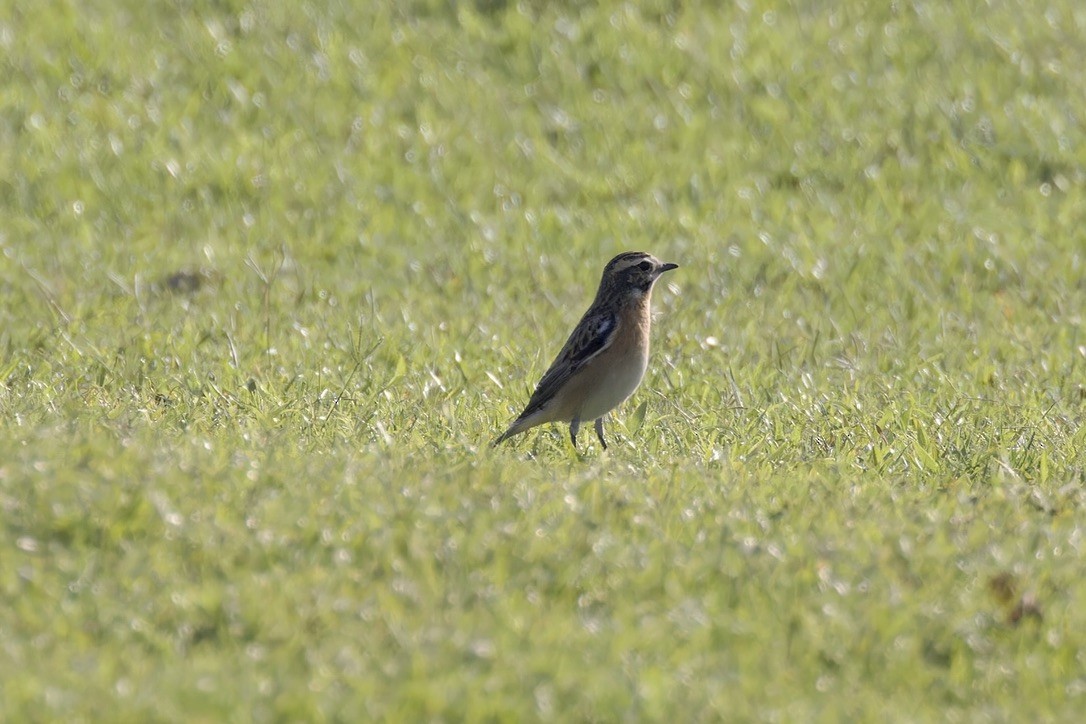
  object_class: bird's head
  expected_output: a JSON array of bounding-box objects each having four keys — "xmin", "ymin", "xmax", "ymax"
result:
[{"xmin": 598, "ymin": 251, "xmax": 679, "ymax": 299}]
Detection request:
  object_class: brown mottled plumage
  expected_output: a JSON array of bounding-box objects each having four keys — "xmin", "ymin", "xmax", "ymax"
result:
[{"xmin": 494, "ymin": 252, "xmax": 678, "ymax": 449}]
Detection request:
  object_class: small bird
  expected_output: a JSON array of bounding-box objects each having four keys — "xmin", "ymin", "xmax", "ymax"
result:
[{"xmin": 495, "ymin": 251, "xmax": 678, "ymax": 449}]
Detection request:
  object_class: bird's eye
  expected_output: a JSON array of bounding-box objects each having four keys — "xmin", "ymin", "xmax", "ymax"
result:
[{"xmin": 638, "ymin": 261, "xmax": 652, "ymax": 271}]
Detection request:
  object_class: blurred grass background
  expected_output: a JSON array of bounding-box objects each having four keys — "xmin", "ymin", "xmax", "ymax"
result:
[{"xmin": 2, "ymin": 0, "xmax": 1085, "ymax": 719}]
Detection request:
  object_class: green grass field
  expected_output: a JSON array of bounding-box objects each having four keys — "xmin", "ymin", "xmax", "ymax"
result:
[{"xmin": 3, "ymin": 0, "xmax": 1086, "ymax": 719}]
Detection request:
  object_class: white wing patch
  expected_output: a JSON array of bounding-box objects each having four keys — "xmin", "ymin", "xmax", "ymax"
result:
[{"xmin": 595, "ymin": 315, "xmax": 613, "ymax": 338}]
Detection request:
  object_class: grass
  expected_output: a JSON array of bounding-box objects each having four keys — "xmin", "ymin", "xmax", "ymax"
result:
[{"xmin": 2, "ymin": 0, "xmax": 1086, "ymax": 719}]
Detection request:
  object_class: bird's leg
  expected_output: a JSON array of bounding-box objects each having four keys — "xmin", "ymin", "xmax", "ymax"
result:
[
  {"xmin": 594, "ymin": 417, "xmax": 607, "ymax": 450},
  {"xmin": 569, "ymin": 419, "xmax": 580, "ymax": 448}
]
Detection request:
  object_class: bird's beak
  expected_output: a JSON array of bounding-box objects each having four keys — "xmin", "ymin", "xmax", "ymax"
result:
[{"xmin": 657, "ymin": 262, "xmax": 679, "ymax": 274}]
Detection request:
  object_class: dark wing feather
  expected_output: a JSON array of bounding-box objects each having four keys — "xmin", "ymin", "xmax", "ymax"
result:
[{"xmin": 514, "ymin": 308, "xmax": 617, "ymax": 420}]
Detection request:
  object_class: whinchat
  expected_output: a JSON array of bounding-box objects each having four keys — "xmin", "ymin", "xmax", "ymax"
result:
[{"xmin": 494, "ymin": 251, "xmax": 678, "ymax": 449}]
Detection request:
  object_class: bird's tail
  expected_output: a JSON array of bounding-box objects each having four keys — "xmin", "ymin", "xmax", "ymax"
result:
[{"xmin": 492, "ymin": 416, "xmax": 530, "ymax": 447}]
